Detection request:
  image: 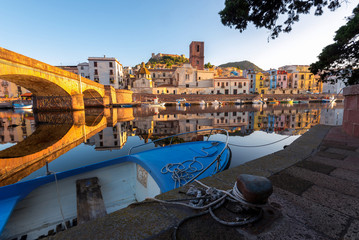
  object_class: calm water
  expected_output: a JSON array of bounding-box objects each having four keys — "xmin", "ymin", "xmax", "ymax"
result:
[{"xmin": 0, "ymin": 102, "xmax": 343, "ymax": 187}]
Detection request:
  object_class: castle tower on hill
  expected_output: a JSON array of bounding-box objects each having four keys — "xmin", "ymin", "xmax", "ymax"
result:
[{"xmin": 189, "ymin": 41, "xmax": 204, "ymax": 70}]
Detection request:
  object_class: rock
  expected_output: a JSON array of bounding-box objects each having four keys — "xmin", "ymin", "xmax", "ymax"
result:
[{"xmin": 236, "ymin": 174, "xmax": 273, "ymax": 204}]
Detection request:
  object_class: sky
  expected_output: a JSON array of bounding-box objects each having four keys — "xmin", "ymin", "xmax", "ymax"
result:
[{"xmin": 0, "ymin": 0, "xmax": 357, "ymax": 70}]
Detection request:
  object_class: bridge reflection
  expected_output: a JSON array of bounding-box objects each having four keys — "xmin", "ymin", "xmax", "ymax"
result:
[{"xmin": 0, "ymin": 108, "xmax": 134, "ymax": 186}]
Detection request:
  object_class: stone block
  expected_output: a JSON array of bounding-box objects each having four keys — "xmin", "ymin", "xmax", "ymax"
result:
[
  {"xmin": 285, "ymin": 166, "xmax": 359, "ymax": 198},
  {"xmin": 345, "ymin": 96, "xmax": 357, "ymax": 110},
  {"xmin": 348, "ymin": 109, "xmax": 359, "ymax": 125},
  {"xmin": 330, "ymin": 168, "xmax": 359, "ymax": 184},
  {"xmin": 269, "ymin": 172, "xmax": 313, "ymax": 196},
  {"xmin": 303, "ymin": 185, "xmax": 359, "ymax": 218},
  {"xmin": 270, "ymin": 187, "xmax": 350, "ymax": 239},
  {"xmin": 353, "ymin": 123, "xmax": 359, "ymax": 137}
]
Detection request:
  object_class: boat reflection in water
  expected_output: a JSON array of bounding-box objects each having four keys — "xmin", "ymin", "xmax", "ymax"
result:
[{"xmin": 0, "ymin": 103, "xmax": 344, "ymax": 239}]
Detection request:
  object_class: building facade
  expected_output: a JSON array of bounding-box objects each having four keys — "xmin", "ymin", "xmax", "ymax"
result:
[
  {"xmin": 189, "ymin": 41, "xmax": 204, "ymax": 70},
  {"xmin": 88, "ymin": 57, "xmax": 124, "ymax": 89}
]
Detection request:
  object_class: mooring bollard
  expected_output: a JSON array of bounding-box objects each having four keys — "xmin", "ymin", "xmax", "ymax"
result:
[{"xmin": 236, "ymin": 174, "xmax": 273, "ymax": 204}]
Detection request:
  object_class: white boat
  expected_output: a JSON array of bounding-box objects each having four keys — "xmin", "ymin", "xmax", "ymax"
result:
[
  {"xmin": 322, "ymin": 96, "xmax": 336, "ymax": 103},
  {"xmin": 176, "ymin": 98, "xmax": 186, "ymax": 106},
  {"xmin": 211, "ymin": 100, "xmax": 222, "ymax": 106},
  {"xmin": 142, "ymin": 97, "xmax": 166, "ymax": 107},
  {"xmin": 13, "ymin": 102, "xmax": 32, "ymax": 109},
  {"xmin": 199, "ymin": 100, "xmax": 207, "ymax": 106},
  {"xmin": 0, "ymin": 129, "xmax": 231, "ymax": 240},
  {"xmin": 235, "ymin": 99, "xmax": 243, "ymax": 105},
  {"xmin": 252, "ymin": 100, "xmax": 263, "ymax": 105}
]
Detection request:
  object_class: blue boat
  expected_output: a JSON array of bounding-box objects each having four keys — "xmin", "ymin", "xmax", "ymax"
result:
[{"xmin": 0, "ymin": 129, "xmax": 231, "ymax": 239}]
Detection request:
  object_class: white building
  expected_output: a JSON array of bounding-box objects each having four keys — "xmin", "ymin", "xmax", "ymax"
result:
[
  {"xmin": 175, "ymin": 63, "xmax": 197, "ymax": 88},
  {"xmin": 77, "ymin": 62, "xmax": 90, "ymax": 79},
  {"xmin": 322, "ymin": 77, "xmax": 346, "ymax": 94},
  {"xmin": 214, "ymin": 77, "xmax": 250, "ymax": 95},
  {"xmin": 88, "ymin": 57, "xmax": 124, "ymax": 89}
]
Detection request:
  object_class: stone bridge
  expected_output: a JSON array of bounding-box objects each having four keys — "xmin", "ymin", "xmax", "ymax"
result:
[
  {"xmin": 0, "ymin": 47, "xmax": 132, "ymax": 111},
  {"xmin": 0, "ymin": 108, "xmax": 134, "ymax": 186}
]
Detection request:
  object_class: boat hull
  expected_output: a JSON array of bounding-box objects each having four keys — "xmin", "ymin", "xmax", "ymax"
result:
[{"xmin": 0, "ymin": 140, "xmax": 230, "ymax": 239}]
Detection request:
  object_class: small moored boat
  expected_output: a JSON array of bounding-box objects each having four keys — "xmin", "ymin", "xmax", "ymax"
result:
[
  {"xmin": 0, "ymin": 129, "xmax": 231, "ymax": 239},
  {"xmin": 13, "ymin": 102, "xmax": 32, "ymax": 109}
]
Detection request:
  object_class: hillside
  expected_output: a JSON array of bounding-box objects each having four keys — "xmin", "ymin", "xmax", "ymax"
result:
[
  {"xmin": 147, "ymin": 55, "xmax": 189, "ymax": 67},
  {"xmin": 218, "ymin": 61, "xmax": 263, "ymax": 71}
]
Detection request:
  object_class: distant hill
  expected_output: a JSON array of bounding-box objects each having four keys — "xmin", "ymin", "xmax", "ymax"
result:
[{"xmin": 218, "ymin": 61, "xmax": 263, "ymax": 71}]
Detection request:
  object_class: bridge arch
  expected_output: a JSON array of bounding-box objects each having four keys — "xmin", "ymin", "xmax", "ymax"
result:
[{"xmin": 0, "ymin": 47, "xmax": 110, "ymax": 111}]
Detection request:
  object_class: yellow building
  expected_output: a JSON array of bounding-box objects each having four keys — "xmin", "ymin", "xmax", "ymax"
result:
[{"xmin": 255, "ymin": 72, "xmax": 269, "ymax": 94}]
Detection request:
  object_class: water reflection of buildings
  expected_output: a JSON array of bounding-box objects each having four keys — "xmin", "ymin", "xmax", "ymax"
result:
[
  {"xmin": 0, "ymin": 112, "xmax": 35, "ymax": 144},
  {"xmin": 88, "ymin": 105, "xmax": 343, "ymax": 148},
  {"xmin": 87, "ymin": 121, "xmax": 131, "ymax": 150},
  {"xmin": 320, "ymin": 108, "xmax": 344, "ymax": 126}
]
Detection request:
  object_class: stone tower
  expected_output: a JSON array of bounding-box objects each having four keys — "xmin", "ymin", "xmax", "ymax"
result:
[{"xmin": 189, "ymin": 41, "xmax": 204, "ymax": 70}]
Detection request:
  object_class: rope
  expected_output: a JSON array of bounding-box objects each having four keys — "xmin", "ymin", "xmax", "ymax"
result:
[
  {"xmin": 147, "ymin": 180, "xmax": 264, "ymax": 240},
  {"xmin": 49, "ymin": 171, "xmax": 68, "ymax": 230},
  {"xmin": 228, "ymin": 90, "xmax": 343, "ymax": 148},
  {"xmin": 161, "ymin": 143, "xmax": 220, "ymax": 188}
]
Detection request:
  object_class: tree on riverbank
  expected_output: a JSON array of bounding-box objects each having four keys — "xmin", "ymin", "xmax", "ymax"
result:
[
  {"xmin": 310, "ymin": 5, "xmax": 359, "ymax": 86},
  {"xmin": 219, "ymin": 0, "xmax": 359, "ymax": 86},
  {"xmin": 219, "ymin": 0, "xmax": 344, "ymax": 39}
]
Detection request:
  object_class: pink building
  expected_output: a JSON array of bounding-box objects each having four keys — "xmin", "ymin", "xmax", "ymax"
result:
[{"xmin": 276, "ymin": 70, "xmax": 288, "ymax": 89}]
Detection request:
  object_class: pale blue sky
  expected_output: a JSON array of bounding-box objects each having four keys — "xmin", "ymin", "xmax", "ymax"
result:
[{"xmin": 0, "ymin": 0, "xmax": 357, "ymax": 70}]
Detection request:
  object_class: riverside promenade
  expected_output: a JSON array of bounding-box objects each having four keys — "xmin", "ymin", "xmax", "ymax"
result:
[{"xmin": 50, "ymin": 125, "xmax": 359, "ymax": 240}]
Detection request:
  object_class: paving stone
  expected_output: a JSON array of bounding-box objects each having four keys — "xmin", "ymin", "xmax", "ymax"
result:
[
  {"xmin": 269, "ymin": 187, "xmax": 350, "ymax": 239},
  {"xmin": 325, "ymin": 147, "xmax": 358, "ymax": 157},
  {"xmin": 302, "ymin": 185, "xmax": 359, "ymax": 219},
  {"xmin": 343, "ymin": 219, "xmax": 359, "ymax": 240},
  {"xmin": 285, "ymin": 166, "xmax": 359, "ymax": 198},
  {"xmin": 309, "ymin": 155, "xmax": 359, "ymax": 172},
  {"xmin": 255, "ymin": 215, "xmax": 328, "ymax": 240},
  {"xmin": 269, "ymin": 172, "xmax": 313, "ymax": 196},
  {"xmin": 316, "ymin": 151, "xmax": 347, "ymax": 160},
  {"xmin": 321, "ymin": 140, "xmax": 358, "ymax": 151},
  {"xmin": 295, "ymin": 160, "xmax": 336, "ymax": 174},
  {"xmin": 330, "ymin": 168, "xmax": 359, "ymax": 184}
]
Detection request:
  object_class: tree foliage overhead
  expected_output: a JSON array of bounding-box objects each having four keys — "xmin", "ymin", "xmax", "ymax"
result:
[
  {"xmin": 310, "ymin": 5, "xmax": 359, "ymax": 86},
  {"xmin": 219, "ymin": 0, "xmax": 343, "ymax": 39}
]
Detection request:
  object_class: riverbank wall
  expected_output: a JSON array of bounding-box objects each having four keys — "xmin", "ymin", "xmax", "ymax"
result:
[{"xmin": 50, "ymin": 124, "xmax": 359, "ymax": 239}]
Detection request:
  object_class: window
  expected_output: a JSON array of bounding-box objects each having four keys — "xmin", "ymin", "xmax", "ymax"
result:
[
  {"xmin": 186, "ymin": 84, "xmax": 189, "ymax": 87},
  {"xmin": 196, "ymin": 60, "xmax": 199, "ymax": 64},
  {"xmin": 81, "ymin": 66, "xmax": 84, "ymax": 70},
  {"xmin": 244, "ymin": 82, "xmax": 246, "ymax": 86},
  {"xmin": 243, "ymin": 90, "xmax": 246, "ymax": 93},
  {"xmin": 217, "ymin": 82, "xmax": 220, "ymax": 86},
  {"xmin": 94, "ymin": 62, "xmax": 97, "ymax": 67},
  {"xmin": 226, "ymin": 82, "xmax": 228, "ymax": 86},
  {"xmin": 110, "ymin": 78, "xmax": 114, "ymax": 84},
  {"xmin": 301, "ymin": 74, "xmax": 304, "ymax": 79},
  {"xmin": 94, "ymin": 69, "xmax": 98, "ymax": 75},
  {"xmin": 110, "ymin": 70, "xmax": 114, "ymax": 75},
  {"xmin": 153, "ymin": 73, "xmax": 155, "ymax": 77},
  {"xmin": 109, "ymin": 62, "xmax": 113, "ymax": 68},
  {"xmin": 197, "ymin": 45, "xmax": 200, "ymax": 52},
  {"xmin": 163, "ymin": 73, "xmax": 165, "ymax": 77},
  {"xmin": 235, "ymin": 82, "xmax": 237, "ymax": 86}
]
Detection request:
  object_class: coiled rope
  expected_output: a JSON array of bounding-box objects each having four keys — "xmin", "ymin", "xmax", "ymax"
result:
[
  {"xmin": 147, "ymin": 179, "xmax": 264, "ymax": 240},
  {"xmin": 161, "ymin": 142, "xmax": 220, "ymax": 188}
]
